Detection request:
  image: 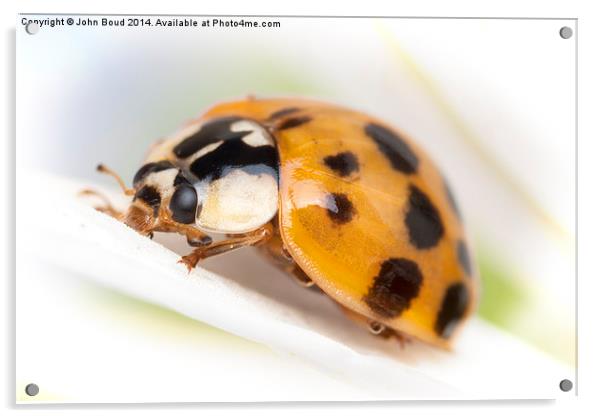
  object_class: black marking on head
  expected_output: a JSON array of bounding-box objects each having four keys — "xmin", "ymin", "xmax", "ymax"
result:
[
  {"xmin": 364, "ymin": 123, "xmax": 418, "ymax": 174},
  {"xmin": 189, "ymin": 137, "xmax": 278, "ymax": 182},
  {"xmin": 443, "ymin": 179, "xmax": 462, "ymax": 220},
  {"xmin": 173, "ymin": 169, "xmax": 200, "ymax": 188},
  {"xmin": 172, "ymin": 116, "xmax": 248, "ymax": 159},
  {"xmin": 134, "ymin": 185, "xmax": 161, "ymax": 217},
  {"xmin": 268, "ymin": 107, "xmax": 300, "ymax": 120},
  {"xmin": 133, "ymin": 160, "xmax": 175, "ymax": 185},
  {"xmin": 326, "ymin": 193, "xmax": 356, "ymax": 224},
  {"xmin": 363, "ymin": 258, "xmax": 423, "ymax": 318},
  {"xmin": 278, "ymin": 116, "xmax": 312, "ymax": 130},
  {"xmin": 457, "ymin": 240, "xmax": 472, "ymax": 277},
  {"xmin": 169, "ymin": 183, "xmax": 198, "ymax": 224},
  {"xmin": 173, "ymin": 171, "xmax": 190, "ymax": 187},
  {"xmin": 435, "ymin": 282, "xmax": 469, "ymax": 339},
  {"xmin": 405, "ymin": 184, "xmax": 444, "ymax": 249},
  {"xmin": 323, "ymin": 152, "xmax": 359, "ymax": 177}
]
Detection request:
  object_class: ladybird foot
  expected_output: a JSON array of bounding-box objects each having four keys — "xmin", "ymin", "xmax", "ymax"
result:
[
  {"xmin": 393, "ymin": 333, "xmax": 411, "ymax": 349},
  {"xmin": 369, "ymin": 321, "xmax": 386, "ymax": 335},
  {"xmin": 291, "ymin": 265, "xmax": 315, "ymax": 288},
  {"xmin": 366, "ymin": 321, "xmax": 408, "ymax": 346},
  {"xmin": 178, "ymin": 254, "xmax": 202, "ymax": 273}
]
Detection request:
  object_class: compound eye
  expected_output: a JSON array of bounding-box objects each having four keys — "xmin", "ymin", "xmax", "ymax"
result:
[{"xmin": 169, "ymin": 184, "xmax": 198, "ymax": 224}]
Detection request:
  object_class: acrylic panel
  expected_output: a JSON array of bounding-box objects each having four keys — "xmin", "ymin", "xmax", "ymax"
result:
[{"xmin": 15, "ymin": 15, "xmax": 576, "ymax": 402}]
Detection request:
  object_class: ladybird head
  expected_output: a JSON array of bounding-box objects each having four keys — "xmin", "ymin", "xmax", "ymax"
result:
[
  {"xmin": 125, "ymin": 160, "xmax": 196, "ymax": 233},
  {"xmin": 126, "ymin": 117, "xmax": 280, "ymax": 234}
]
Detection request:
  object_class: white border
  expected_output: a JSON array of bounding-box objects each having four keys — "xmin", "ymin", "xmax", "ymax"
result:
[{"xmin": 3, "ymin": 0, "xmax": 602, "ymax": 417}]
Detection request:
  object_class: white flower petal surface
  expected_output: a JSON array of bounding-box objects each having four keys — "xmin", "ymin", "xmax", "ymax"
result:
[{"xmin": 16, "ymin": 172, "xmax": 573, "ymax": 402}]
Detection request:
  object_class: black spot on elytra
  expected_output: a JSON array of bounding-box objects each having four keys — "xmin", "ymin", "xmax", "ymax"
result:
[
  {"xmin": 364, "ymin": 123, "xmax": 418, "ymax": 174},
  {"xmin": 326, "ymin": 193, "xmax": 356, "ymax": 224},
  {"xmin": 173, "ymin": 116, "xmax": 247, "ymax": 159},
  {"xmin": 134, "ymin": 185, "xmax": 161, "ymax": 217},
  {"xmin": 133, "ymin": 160, "xmax": 175, "ymax": 185},
  {"xmin": 444, "ymin": 179, "xmax": 462, "ymax": 220},
  {"xmin": 323, "ymin": 151, "xmax": 359, "ymax": 177},
  {"xmin": 169, "ymin": 183, "xmax": 198, "ymax": 224},
  {"xmin": 268, "ymin": 107, "xmax": 300, "ymax": 120},
  {"xmin": 189, "ymin": 137, "xmax": 278, "ymax": 182},
  {"xmin": 278, "ymin": 116, "xmax": 312, "ymax": 130},
  {"xmin": 405, "ymin": 184, "xmax": 444, "ymax": 249},
  {"xmin": 457, "ymin": 240, "xmax": 472, "ymax": 276},
  {"xmin": 435, "ymin": 282, "xmax": 469, "ymax": 339},
  {"xmin": 363, "ymin": 258, "xmax": 423, "ymax": 318}
]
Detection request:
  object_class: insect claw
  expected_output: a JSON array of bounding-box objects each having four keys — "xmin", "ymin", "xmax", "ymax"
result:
[
  {"xmin": 177, "ymin": 258, "xmax": 192, "ymax": 273},
  {"xmin": 291, "ymin": 265, "xmax": 314, "ymax": 287},
  {"xmin": 280, "ymin": 246, "xmax": 294, "ymax": 262},
  {"xmin": 178, "ymin": 254, "xmax": 199, "ymax": 273},
  {"xmin": 369, "ymin": 321, "xmax": 386, "ymax": 335}
]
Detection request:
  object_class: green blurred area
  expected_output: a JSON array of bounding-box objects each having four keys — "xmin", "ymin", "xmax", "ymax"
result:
[
  {"xmin": 476, "ymin": 246, "xmax": 526, "ymax": 328},
  {"xmin": 163, "ymin": 53, "xmax": 329, "ymax": 123},
  {"xmin": 475, "ymin": 240, "xmax": 574, "ymax": 365}
]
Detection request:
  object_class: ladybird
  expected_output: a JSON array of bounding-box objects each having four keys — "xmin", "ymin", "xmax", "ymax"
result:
[{"xmin": 88, "ymin": 98, "xmax": 478, "ymax": 349}]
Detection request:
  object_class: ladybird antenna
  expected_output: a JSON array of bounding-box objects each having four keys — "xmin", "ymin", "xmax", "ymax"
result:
[{"xmin": 96, "ymin": 163, "xmax": 135, "ymax": 196}]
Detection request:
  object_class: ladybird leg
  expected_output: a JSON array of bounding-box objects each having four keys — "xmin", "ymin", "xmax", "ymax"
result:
[
  {"xmin": 79, "ymin": 189, "xmax": 124, "ymax": 219},
  {"xmin": 337, "ymin": 304, "xmax": 407, "ymax": 342},
  {"xmin": 153, "ymin": 214, "xmax": 213, "ymax": 247},
  {"xmin": 368, "ymin": 320, "xmax": 387, "ymax": 335},
  {"xmin": 289, "ymin": 264, "xmax": 315, "ymax": 288},
  {"xmin": 339, "ymin": 304, "xmax": 380, "ymax": 333},
  {"xmin": 256, "ymin": 231, "xmax": 318, "ymax": 288},
  {"xmin": 178, "ymin": 223, "xmax": 273, "ymax": 271},
  {"xmin": 393, "ymin": 332, "xmax": 411, "ymax": 348}
]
